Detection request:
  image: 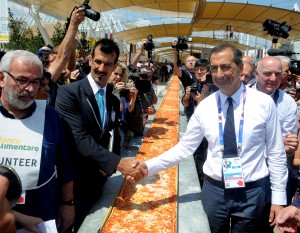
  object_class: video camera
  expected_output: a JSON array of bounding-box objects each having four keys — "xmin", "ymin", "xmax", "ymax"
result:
[
  {"xmin": 262, "ymin": 19, "xmax": 292, "ymax": 39},
  {"xmin": 79, "ymin": 0, "xmax": 100, "ymax": 21},
  {"xmin": 128, "ymin": 72, "xmax": 152, "ymax": 93},
  {"xmin": 0, "ymin": 165, "xmax": 22, "ymax": 207},
  {"xmin": 143, "ymin": 35, "xmax": 155, "ymax": 52},
  {"xmin": 172, "ymin": 36, "xmax": 188, "ymax": 51}
]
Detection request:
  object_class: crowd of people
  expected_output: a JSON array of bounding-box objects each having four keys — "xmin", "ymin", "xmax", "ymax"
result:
[{"xmin": 2, "ymin": 4, "xmax": 300, "ymax": 233}]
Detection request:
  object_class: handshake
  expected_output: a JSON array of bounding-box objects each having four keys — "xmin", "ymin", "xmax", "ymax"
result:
[{"xmin": 117, "ymin": 158, "xmax": 148, "ymax": 183}]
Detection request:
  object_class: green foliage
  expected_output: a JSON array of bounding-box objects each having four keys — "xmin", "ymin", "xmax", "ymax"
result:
[
  {"xmin": 52, "ymin": 21, "xmax": 66, "ymax": 46},
  {"xmin": 4, "ymin": 9, "xmax": 66, "ymax": 52},
  {"xmin": 78, "ymin": 31, "xmax": 90, "ymax": 52}
]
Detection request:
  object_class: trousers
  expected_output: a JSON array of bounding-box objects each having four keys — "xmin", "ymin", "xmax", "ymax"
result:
[{"xmin": 201, "ymin": 176, "xmax": 267, "ymax": 233}]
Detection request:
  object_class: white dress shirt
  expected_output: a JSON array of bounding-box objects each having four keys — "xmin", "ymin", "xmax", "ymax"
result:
[
  {"xmin": 250, "ymin": 83, "xmax": 298, "ymax": 135},
  {"xmin": 146, "ymin": 83, "xmax": 288, "ymax": 205}
]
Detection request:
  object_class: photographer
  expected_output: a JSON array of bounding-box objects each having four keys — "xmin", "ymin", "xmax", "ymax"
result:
[
  {"xmin": 125, "ymin": 72, "xmax": 156, "ymax": 137},
  {"xmin": 172, "ymin": 39, "xmax": 197, "ymax": 89},
  {"xmin": 172, "ymin": 39, "xmax": 197, "ymax": 120},
  {"xmin": 40, "ymin": 7, "xmax": 86, "ymax": 106}
]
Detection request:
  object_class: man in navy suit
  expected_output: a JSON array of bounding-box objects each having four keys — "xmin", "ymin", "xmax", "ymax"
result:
[{"xmin": 55, "ymin": 39, "xmax": 146, "ymax": 231}]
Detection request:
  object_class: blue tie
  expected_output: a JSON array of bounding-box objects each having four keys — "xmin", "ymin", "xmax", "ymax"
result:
[
  {"xmin": 223, "ymin": 97, "xmax": 237, "ymax": 156},
  {"xmin": 97, "ymin": 89, "xmax": 105, "ymax": 127}
]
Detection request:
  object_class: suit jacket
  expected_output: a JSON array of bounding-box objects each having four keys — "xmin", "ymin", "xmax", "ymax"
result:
[{"xmin": 55, "ymin": 77, "xmax": 121, "ymax": 197}]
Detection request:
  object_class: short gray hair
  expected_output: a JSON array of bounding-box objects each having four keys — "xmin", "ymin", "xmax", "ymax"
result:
[{"xmin": 0, "ymin": 50, "xmax": 43, "ymax": 74}]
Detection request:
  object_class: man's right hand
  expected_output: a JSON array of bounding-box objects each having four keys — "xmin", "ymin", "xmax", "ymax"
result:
[
  {"xmin": 117, "ymin": 159, "xmax": 148, "ymax": 183},
  {"xmin": 14, "ymin": 211, "xmax": 43, "ymax": 233}
]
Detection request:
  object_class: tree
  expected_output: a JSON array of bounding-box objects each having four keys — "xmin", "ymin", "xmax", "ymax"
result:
[
  {"xmin": 52, "ymin": 21, "xmax": 66, "ymax": 46},
  {"xmin": 5, "ymin": 9, "xmax": 27, "ymax": 50},
  {"xmin": 5, "ymin": 8, "xmax": 45, "ymax": 53}
]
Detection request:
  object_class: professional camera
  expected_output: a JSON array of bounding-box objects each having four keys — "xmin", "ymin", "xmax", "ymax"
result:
[
  {"xmin": 143, "ymin": 35, "xmax": 155, "ymax": 52},
  {"xmin": 128, "ymin": 72, "xmax": 152, "ymax": 93},
  {"xmin": 262, "ymin": 19, "xmax": 291, "ymax": 39},
  {"xmin": 76, "ymin": 58, "xmax": 91, "ymax": 80},
  {"xmin": 190, "ymin": 82, "xmax": 203, "ymax": 95},
  {"xmin": 290, "ymin": 59, "xmax": 300, "ymax": 75},
  {"xmin": 0, "ymin": 165, "xmax": 22, "ymax": 207},
  {"xmin": 172, "ymin": 36, "xmax": 188, "ymax": 51},
  {"xmin": 79, "ymin": 0, "xmax": 100, "ymax": 21}
]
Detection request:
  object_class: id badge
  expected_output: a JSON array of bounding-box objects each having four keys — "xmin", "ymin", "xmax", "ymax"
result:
[{"xmin": 222, "ymin": 156, "xmax": 245, "ymax": 189}]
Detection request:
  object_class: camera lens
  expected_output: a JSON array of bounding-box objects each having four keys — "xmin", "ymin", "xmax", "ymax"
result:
[{"xmin": 86, "ymin": 9, "xmax": 100, "ymax": 21}]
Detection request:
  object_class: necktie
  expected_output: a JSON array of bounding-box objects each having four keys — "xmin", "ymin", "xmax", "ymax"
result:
[
  {"xmin": 223, "ymin": 97, "xmax": 237, "ymax": 156},
  {"xmin": 97, "ymin": 89, "xmax": 105, "ymax": 127}
]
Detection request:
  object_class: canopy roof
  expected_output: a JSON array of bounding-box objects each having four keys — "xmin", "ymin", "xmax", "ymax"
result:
[{"xmin": 11, "ymin": 0, "xmax": 300, "ymax": 57}]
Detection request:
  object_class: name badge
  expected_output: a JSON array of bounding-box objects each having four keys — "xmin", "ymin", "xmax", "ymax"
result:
[{"xmin": 222, "ymin": 156, "xmax": 245, "ymax": 189}]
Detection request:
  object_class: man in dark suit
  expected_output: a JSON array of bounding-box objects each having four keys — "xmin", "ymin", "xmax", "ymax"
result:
[{"xmin": 55, "ymin": 39, "xmax": 146, "ymax": 231}]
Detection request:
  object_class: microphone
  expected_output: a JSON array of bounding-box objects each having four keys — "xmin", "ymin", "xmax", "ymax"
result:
[{"xmin": 267, "ymin": 49, "xmax": 300, "ymax": 56}]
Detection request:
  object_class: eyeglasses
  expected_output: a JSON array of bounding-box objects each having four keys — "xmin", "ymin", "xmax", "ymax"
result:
[
  {"xmin": 195, "ymin": 67, "xmax": 208, "ymax": 72},
  {"xmin": 92, "ymin": 59, "xmax": 114, "ymax": 69},
  {"xmin": 3, "ymin": 71, "xmax": 42, "ymax": 88},
  {"xmin": 210, "ymin": 64, "xmax": 232, "ymax": 73}
]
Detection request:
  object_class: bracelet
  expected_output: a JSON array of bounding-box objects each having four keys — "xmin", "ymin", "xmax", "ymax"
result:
[{"xmin": 61, "ymin": 199, "xmax": 75, "ymax": 206}]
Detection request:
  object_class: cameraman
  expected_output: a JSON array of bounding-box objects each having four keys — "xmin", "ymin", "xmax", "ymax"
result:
[
  {"xmin": 172, "ymin": 40, "xmax": 197, "ymax": 89},
  {"xmin": 172, "ymin": 39, "xmax": 197, "ymax": 120}
]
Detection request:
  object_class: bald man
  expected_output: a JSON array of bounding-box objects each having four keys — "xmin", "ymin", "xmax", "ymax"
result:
[{"xmin": 253, "ymin": 56, "xmax": 298, "ymax": 232}]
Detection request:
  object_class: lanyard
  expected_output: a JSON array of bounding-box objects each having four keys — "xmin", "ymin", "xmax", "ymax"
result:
[{"xmin": 217, "ymin": 89, "xmax": 246, "ymax": 154}]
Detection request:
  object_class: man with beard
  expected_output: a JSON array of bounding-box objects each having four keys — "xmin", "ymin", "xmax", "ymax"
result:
[
  {"xmin": 0, "ymin": 50, "xmax": 76, "ymax": 232},
  {"xmin": 55, "ymin": 39, "xmax": 147, "ymax": 231}
]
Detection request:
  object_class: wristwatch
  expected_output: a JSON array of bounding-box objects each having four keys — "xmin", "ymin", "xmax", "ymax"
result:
[{"xmin": 61, "ymin": 199, "xmax": 75, "ymax": 206}]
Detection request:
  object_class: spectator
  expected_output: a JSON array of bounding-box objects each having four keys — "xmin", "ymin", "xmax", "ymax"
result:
[
  {"xmin": 239, "ymin": 60, "xmax": 255, "ymax": 85},
  {"xmin": 181, "ymin": 59, "xmax": 218, "ymax": 187},
  {"xmin": 0, "ymin": 50, "xmax": 75, "ymax": 232},
  {"xmin": 131, "ymin": 44, "xmax": 288, "ymax": 233},
  {"xmin": 36, "ymin": 69, "xmax": 51, "ymax": 100},
  {"xmin": 125, "ymin": 72, "xmax": 156, "ymax": 137},
  {"xmin": 251, "ymin": 56, "xmax": 298, "ymax": 232},
  {"xmin": 172, "ymin": 39, "xmax": 197, "ymax": 120},
  {"xmin": 55, "ymin": 39, "xmax": 146, "ymax": 231}
]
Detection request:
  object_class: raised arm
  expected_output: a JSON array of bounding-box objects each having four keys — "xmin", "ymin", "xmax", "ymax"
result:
[{"xmin": 48, "ymin": 7, "xmax": 85, "ymax": 83}]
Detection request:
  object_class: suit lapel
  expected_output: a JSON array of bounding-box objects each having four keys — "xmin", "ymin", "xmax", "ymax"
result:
[{"xmin": 81, "ymin": 78, "xmax": 102, "ymax": 130}]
